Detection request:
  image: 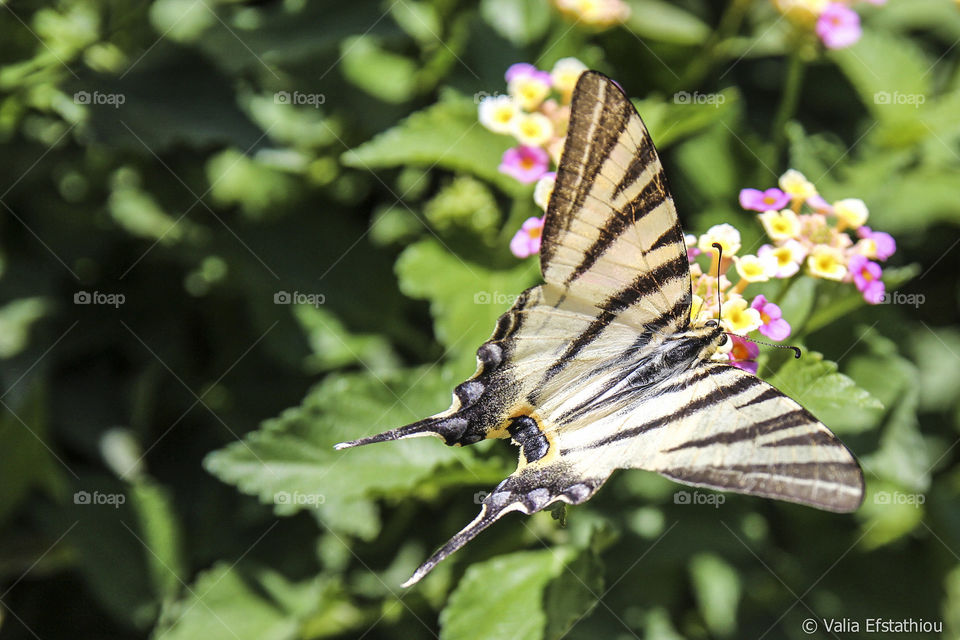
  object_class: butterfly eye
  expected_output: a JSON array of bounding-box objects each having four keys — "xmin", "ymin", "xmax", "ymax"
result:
[
  {"xmin": 720, "ymin": 334, "xmax": 729, "ymax": 346},
  {"xmin": 705, "ymin": 320, "xmax": 718, "ymax": 328}
]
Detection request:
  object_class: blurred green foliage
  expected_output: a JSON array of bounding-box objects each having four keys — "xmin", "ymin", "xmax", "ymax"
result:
[{"xmin": 0, "ymin": 0, "xmax": 959, "ymax": 638}]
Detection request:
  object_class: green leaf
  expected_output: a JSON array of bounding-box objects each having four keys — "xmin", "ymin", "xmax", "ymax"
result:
[
  {"xmin": 424, "ymin": 175, "xmax": 501, "ymax": 239},
  {"xmin": 339, "ymin": 35, "xmax": 419, "ymax": 104},
  {"xmin": 480, "ymin": 0, "xmax": 551, "ymax": 46},
  {"xmin": 0, "ymin": 298, "xmax": 51, "ymax": 359},
  {"xmin": 204, "ymin": 368, "xmax": 474, "ymax": 540},
  {"xmin": 910, "ymin": 326, "xmax": 960, "ymax": 413},
  {"xmin": 153, "ymin": 564, "xmax": 328, "ymax": 640},
  {"xmin": 130, "ymin": 480, "xmax": 186, "ymax": 603},
  {"xmin": 0, "ymin": 385, "xmax": 61, "ymax": 526},
  {"xmin": 802, "ymin": 265, "xmax": 919, "ymax": 335},
  {"xmin": 440, "ymin": 546, "xmax": 596, "ymax": 640},
  {"xmin": 395, "ymin": 239, "xmax": 538, "ymax": 375},
  {"xmin": 342, "ymin": 91, "xmax": 522, "ymax": 195},
  {"xmin": 293, "ymin": 305, "xmax": 400, "ymax": 375},
  {"xmin": 689, "ymin": 553, "xmax": 741, "ymax": 637},
  {"xmin": 635, "ymin": 88, "xmax": 740, "ymax": 148},
  {"xmin": 831, "ymin": 30, "xmax": 932, "ymax": 134},
  {"xmin": 775, "ymin": 275, "xmax": 817, "ymax": 333},
  {"xmin": 765, "ymin": 351, "xmax": 883, "ymax": 434},
  {"xmin": 624, "ymin": 0, "xmax": 710, "ymax": 45}
]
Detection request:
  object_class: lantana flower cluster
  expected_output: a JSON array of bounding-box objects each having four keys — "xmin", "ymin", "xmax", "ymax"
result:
[
  {"xmin": 773, "ymin": 0, "xmax": 886, "ymax": 49},
  {"xmin": 479, "ymin": 59, "xmax": 588, "ymax": 258}
]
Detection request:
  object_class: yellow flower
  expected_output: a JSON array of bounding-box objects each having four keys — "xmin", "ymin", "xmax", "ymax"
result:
[
  {"xmin": 550, "ymin": 58, "xmax": 587, "ymax": 102},
  {"xmin": 533, "ymin": 172, "xmax": 556, "ymax": 211},
  {"xmin": 759, "ymin": 239, "xmax": 806, "ymax": 278},
  {"xmin": 807, "ymin": 245, "xmax": 847, "ymax": 280},
  {"xmin": 697, "ymin": 223, "xmax": 741, "ymax": 255},
  {"xmin": 833, "ymin": 198, "xmax": 869, "ymax": 228},
  {"xmin": 773, "ymin": 0, "xmax": 829, "ymax": 26},
  {"xmin": 478, "ymin": 95, "xmax": 519, "ymax": 135},
  {"xmin": 734, "ymin": 254, "xmax": 777, "ymax": 283},
  {"xmin": 555, "ymin": 0, "xmax": 630, "ymax": 27},
  {"xmin": 759, "ymin": 209, "xmax": 802, "ymax": 241},
  {"xmin": 779, "ymin": 169, "xmax": 817, "ymax": 201},
  {"xmin": 508, "ymin": 75, "xmax": 551, "ymax": 111},
  {"xmin": 722, "ymin": 298, "xmax": 762, "ymax": 335},
  {"xmin": 511, "ymin": 112, "xmax": 554, "ymax": 147}
]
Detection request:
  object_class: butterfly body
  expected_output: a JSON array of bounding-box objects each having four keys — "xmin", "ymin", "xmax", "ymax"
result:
[{"xmin": 336, "ymin": 71, "xmax": 864, "ymax": 587}]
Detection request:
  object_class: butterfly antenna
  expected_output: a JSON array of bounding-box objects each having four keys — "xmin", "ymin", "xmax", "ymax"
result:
[
  {"xmin": 711, "ymin": 242, "xmax": 724, "ymax": 321},
  {"xmin": 749, "ymin": 337, "xmax": 802, "ymax": 359}
]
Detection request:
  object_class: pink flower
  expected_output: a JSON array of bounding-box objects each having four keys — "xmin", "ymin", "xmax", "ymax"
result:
[
  {"xmin": 510, "ymin": 216, "xmax": 544, "ymax": 258},
  {"xmin": 728, "ymin": 336, "xmax": 759, "ymax": 374},
  {"xmin": 807, "ymin": 194, "xmax": 834, "ymax": 214},
  {"xmin": 858, "ymin": 226, "xmax": 896, "ymax": 260},
  {"xmin": 750, "ymin": 295, "xmax": 792, "ymax": 341},
  {"xmin": 499, "ymin": 146, "xmax": 549, "ymax": 183},
  {"xmin": 739, "ymin": 188, "xmax": 791, "ymax": 212},
  {"xmin": 849, "ymin": 254, "xmax": 885, "ymax": 304},
  {"xmin": 816, "ymin": 3, "xmax": 862, "ymax": 50},
  {"xmin": 505, "ymin": 62, "xmax": 551, "ymax": 86}
]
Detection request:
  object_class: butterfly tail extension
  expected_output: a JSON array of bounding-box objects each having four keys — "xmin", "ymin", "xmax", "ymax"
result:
[
  {"xmin": 333, "ymin": 416, "xmax": 451, "ymax": 450},
  {"xmin": 403, "ymin": 465, "xmax": 607, "ymax": 586}
]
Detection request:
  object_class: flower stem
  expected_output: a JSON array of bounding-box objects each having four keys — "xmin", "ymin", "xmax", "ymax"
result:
[
  {"xmin": 771, "ymin": 50, "xmax": 807, "ymax": 156},
  {"xmin": 676, "ymin": 0, "xmax": 752, "ymax": 90}
]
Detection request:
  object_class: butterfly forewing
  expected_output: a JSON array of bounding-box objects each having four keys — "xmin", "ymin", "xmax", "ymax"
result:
[{"xmin": 337, "ymin": 71, "xmax": 865, "ymax": 587}]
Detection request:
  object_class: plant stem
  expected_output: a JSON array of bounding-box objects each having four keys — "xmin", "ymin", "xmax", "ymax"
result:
[
  {"xmin": 677, "ymin": 0, "xmax": 752, "ymax": 90},
  {"xmin": 770, "ymin": 50, "xmax": 807, "ymax": 158}
]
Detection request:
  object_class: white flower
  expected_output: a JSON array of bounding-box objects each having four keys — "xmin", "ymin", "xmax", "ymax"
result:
[
  {"xmin": 833, "ymin": 198, "xmax": 869, "ymax": 228},
  {"xmin": 550, "ymin": 58, "xmax": 587, "ymax": 98},
  {"xmin": 779, "ymin": 169, "xmax": 818, "ymax": 201},
  {"xmin": 734, "ymin": 253, "xmax": 778, "ymax": 283},
  {"xmin": 759, "ymin": 209, "xmax": 802, "ymax": 241},
  {"xmin": 508, "ymin": 75, "xmax": 551, "ymax": 111},
  {"xmin": 478, "ymin": 95, "xmax": 519, "ymax": 135},
  {"xmin": 533, "ymin": 172, "xmax": 557, "ymax": 211},
  {"xmin": 697, "ymin": 223, "xmax": 741, "ymax": 256},
  {"xmin": 759, "ymin": 240, "xmax": 806, "ymax": 278},
  {"xmin": 511, "ymin": 112, "xmax": 554, "ymax": 147}
]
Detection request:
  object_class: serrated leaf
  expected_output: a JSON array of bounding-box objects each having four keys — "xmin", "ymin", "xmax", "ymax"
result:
[
  {"xmin": 204, "ymin": 368, "xmax": 473, "ymax": 540},
  {"xmin": 341, "ymin": 91, "xmax": 521, "ymax": 195},
  {"xmin": 765, "ymin": 351, "xmax": 883, "ymax": 434},
  {"xmin": 153, "ymin": 564, "xmax": 325, "ymax": 640},
  {"xmin": 395, "ymin": 239, "xmax": 538, "ymax": 375},
  {"xmin": 440, "ymin": 547, "xmax": 592, "ymax": 640}
]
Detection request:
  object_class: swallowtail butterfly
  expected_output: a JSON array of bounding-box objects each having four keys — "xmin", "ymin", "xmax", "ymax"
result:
[{"xmin": 336, "ymin": 71, "xmax": 864, "ymax": 587}]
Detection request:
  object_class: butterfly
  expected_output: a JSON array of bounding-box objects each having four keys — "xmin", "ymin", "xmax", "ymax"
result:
[{"xmin": 336, "ymin": 71, "xmax": 864, "ymax": 587}]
